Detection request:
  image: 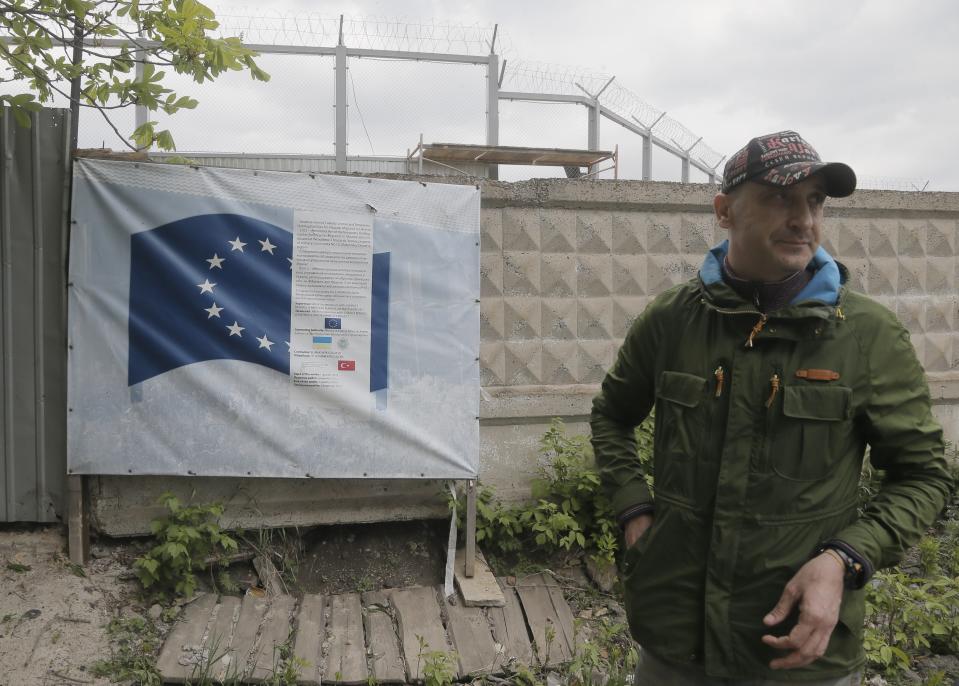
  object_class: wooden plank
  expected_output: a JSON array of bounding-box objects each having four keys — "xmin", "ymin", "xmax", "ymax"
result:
[
  {"xmin": 488, "ymin": 583, "xmax": 533, "ymax": 669},
  {"xmin": 390, "ymin": 586, "xmax": 452, "ymax": 682},
  {"xmin": 225, "ymin": 592, "xmax": 270, "ymax": 680},
  {"xmin": 292, "ymin": 594, "xmax": 325, "ymax": 686},
  {"xmin": 250, "ymin": 595, "xmax": 296, "ymax": 681},
  {"xmin": 543, "ymin": 575, "xmax": 577, "ymax": 660},
  {"xmin": 156, "ymin": 594, "xmax": 217, "ymax": 683},
  {"xmin": 67, "ymin": 475, "xmax": 89, "ymax": 565},
  {"xmin": 442, "ymin": 594, "xmax": 499, "ymax": 677},
  {"xmin": 454, "ymin": 548, "xmax": 505, "ymax": 607},
  {"xmin": 253, "ymin": 554, "xmax": 286, "ymax": 596},
  {"xmin": 325, "ymin": 593, "xmax": 368, "ymax": 685},
  {"xmin": 362, "ymin": 591, "xmax": 406, "ymax": 684},
  {"xmin": 514, "ymin": 574, "xmax": 572, "ymax": 666},
  {"xmin": 204, "ymin": 596, "xmax": 240, "ymax": 682}
]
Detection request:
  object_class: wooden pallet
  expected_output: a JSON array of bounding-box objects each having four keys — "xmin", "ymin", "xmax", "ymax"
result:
[{"xmin": 156, "ymin": 575, "xmax": 577, "ymax": 684}]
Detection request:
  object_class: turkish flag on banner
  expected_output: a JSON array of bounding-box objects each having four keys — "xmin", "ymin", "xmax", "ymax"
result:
[{"xmin": 338, "ymin": 360, "xmax": 356, "ymax": 371}]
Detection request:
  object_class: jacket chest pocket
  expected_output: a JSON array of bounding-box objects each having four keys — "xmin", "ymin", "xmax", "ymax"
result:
[
  {"xmin": 770, "ymin": 385, "xmax": 851, "ymax": 482},
  {"xmin": 655, "ymin": 371, "xmax": 707, "ymax": 499}
]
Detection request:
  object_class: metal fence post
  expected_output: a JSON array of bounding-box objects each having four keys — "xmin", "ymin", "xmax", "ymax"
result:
[
  {"xmin": 641, "ymin": 133, "xmax": 652, "ymax": 181},
  {"xmin": 335, "ymin": 16, "xmax": 348, "ymax": 172},
  {"xmin": 486, "ymin": 53, "xmax": 500, "ymax": 180}
]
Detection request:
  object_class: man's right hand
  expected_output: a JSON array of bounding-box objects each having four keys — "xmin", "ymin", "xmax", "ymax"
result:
[{"xmin": 624, "ymin": 512, "xmax": 655, "ymax": 548}]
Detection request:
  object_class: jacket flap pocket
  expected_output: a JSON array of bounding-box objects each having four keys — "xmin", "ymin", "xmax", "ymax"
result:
[
  {"xmin": 783, "ymin": 385, "xmax": 851, "ymax": 421},
  {"xmin": 657, "ymin": 371, "xmax": 705, "ymax": 408}
]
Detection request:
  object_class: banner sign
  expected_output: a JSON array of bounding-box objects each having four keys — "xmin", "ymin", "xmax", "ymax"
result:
[{"xmin": 68, "ymin": 160, "xmax": 480, "ymax": 479}]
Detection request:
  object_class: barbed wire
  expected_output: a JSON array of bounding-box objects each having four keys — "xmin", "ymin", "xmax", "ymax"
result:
[
  {"xmin": 857, "ymin": 177, "xmax": 932, "ymax": 192},
  {"xmin": 210, "ymin": 7, "xmax": 507, "ymax": 56},
  {"xmin": 502, "ymin": 60, "xmax": 724, "ymax": 169}
]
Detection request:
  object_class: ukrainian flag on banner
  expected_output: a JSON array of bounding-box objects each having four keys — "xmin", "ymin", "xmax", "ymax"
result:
[{"xmin": 312, "ymin": 335, "xmax": 333, "ymax": 349}]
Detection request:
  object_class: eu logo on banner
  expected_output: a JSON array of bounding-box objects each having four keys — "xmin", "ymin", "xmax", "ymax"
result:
[
  {"xmin": 128, "ymin": 213, "xmax": 391, "ymax": 390},
  {"xmin": 128, "ymin": 214, "xmax": 293, "ymax": 385},
  {"xmin": 325, "ymin": 317, "xmax": 342, "ymax": 329}
]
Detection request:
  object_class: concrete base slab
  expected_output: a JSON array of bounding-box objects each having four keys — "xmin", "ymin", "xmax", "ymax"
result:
[{"xmin": 454, "ymin": 548, "xmax": 505, "ymax": 607}]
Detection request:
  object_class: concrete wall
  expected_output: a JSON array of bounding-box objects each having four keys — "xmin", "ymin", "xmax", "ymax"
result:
[{"xmin": 93, "ymin": 178, "xmax": 959, "ymax": 535}]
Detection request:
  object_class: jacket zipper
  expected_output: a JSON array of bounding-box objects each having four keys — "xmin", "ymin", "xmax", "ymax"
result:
[
  {"xmin": 746, "ymin": 314, "xmax": 769, "ymax": 348},
  {"xmin": 765, "ymin": 372, "xmax": 781, "ymax": 408},
  {"xmin": 760, "ymin": 365, "xmax": 783, "ymax": 472},
  {"xmin": 714, "ymin": 365, "xmax": 725, "ymax": 398}
]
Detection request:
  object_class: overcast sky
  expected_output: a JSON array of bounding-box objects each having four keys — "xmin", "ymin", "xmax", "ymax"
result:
[{"xmin": 66, "ymin": 0, "xmax": 959, "ymax": 191}]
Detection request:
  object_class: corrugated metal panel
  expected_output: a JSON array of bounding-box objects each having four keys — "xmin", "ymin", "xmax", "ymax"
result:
[
  {"xmin": 0, "ymin": 107, "xmax": 70, "ymax": 522},
  {"xmin": 148, "ymin": 152, "xmax": 490, "ymax": 178}
]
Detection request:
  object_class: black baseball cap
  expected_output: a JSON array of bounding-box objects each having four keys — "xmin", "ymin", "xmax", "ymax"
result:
[{"xmin": 721, "ymin": 130, "xmax": 856, "ymax": 197}]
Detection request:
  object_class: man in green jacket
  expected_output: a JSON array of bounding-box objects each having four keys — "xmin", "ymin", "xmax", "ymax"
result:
[{"xmin": 590, "ymin": 130, "xmax": 954, "ymax": 684}]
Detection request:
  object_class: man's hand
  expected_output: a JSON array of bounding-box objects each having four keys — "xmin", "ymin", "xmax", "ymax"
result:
[
  {"xmin": 624, "ymin": 513, "xmax": 654, "ymax": 548},
  {"xmin": 761, "ymin": 552, "xmax": 845, "ymax": 669}
]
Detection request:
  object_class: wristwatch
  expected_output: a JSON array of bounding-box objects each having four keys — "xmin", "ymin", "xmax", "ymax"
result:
[{"xmin": 816, "ymin": 544, "xmax": 865, "ymax": 590}]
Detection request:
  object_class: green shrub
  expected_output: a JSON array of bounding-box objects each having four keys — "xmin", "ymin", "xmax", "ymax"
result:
[
  {"xmin": 864, "ymin": 570, "xmax": 959, "ymax": 675},
  {"xmin": 133, "ymin": 492, "xmax": 238, "ymax": 599},
  {"xmin": 453, "ymin": 416, "xmax": 654, "ymax": 566}
]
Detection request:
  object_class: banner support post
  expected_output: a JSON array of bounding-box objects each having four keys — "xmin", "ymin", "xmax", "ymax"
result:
[{"xmin": 465, "ymin": 479, "xmax": 476, "ymax": 577}]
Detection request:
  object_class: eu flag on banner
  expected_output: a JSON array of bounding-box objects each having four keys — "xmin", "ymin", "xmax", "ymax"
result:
[
  {"xmin": 324, "ymin": 317, "xmax": 341, "ymax": 329},
  {"xmin": 128, "ymin": 214, "xmax": 293, "ymax": 385},
  {"xmin": 128, "ymin": 213, "xmax": 391, "ymax": 390}
]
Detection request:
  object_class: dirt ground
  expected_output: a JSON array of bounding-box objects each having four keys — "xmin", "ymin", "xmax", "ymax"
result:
[
  {"xmin": 0, "ymin": 520, "xmax": 472, "ymax": 685},
  {"xmin": 0, "ymin": 525, "xmax": 133, "ymax": 686}
]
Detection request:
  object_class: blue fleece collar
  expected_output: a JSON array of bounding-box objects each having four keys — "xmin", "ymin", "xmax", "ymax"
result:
[{"xmin": 700, "ymin": 240, "xmax": 841, "ymax": 306}]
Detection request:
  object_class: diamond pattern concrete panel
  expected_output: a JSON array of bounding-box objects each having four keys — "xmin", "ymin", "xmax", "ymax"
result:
[
  {"xmin": 478, "ymin": 199, "xmax": 957, "ymax": 385},
  {"xmin": 577, "ymin": 341, "xmax": 614, "ymax": 383},
  {"xmin": 576, "ymin": 212, "xmax": 613, "ymax": 253},
  {"xmin": 925, "ymin": 334, "xmax": 953, "ymax": 372},
  {"xmin": 613, "ymin": 297, "xmax": 646, "ymax": 338},
  {"xmin": 646, "ymin": 214, "xmax": 682, "ymax": 255},
  {"xmin": 926, "ymin": 297, "xmax": 957, "ymax": 333},
  {"xmin": 541, "ymin": 298, "xmax": 577, "ymax": 340},
  {"xmin": 868, "ymin": 220, "xmax": 897, "ymax": 257},
  {"xmin": 542, "ymin": 341, "xmax": 578, "ymax": 385},
  {"xmin": 504, "ymin": 297, "xmax": 542, "ymax": 340},
  {"xmin": 541, "ymin": 213, "xmax": 577, "ymax": 253},
  {"xmin": 681, "ymin": 217, "xmax": 713, "ymax": 254},
  {"xmin": 480, "ymin": 298, "xmax": 504, "ymax": 341},
  {"xmin": 577, "ymin": 299, "xmax": 613, "ymax": 340},
  {"xmin": 836, "ymin": 221, "xmax": 867, "ymax": 257},
  {"xmin": 481, "ymin": 208, "xmax": 503, "ymax": 253},
  {"xmin": 505, "ymin": 341, "xmax": 542, "ymax": 385},
  {"xmin": 540, "ymin": 254, "xmax": 577, "ymax": 297},
  {"xmin": 480, "ymin": 342, "xmax": 505, "ymax": 386},
  {"xmin": 898, "ymin": 222, "xmax": 925, "ymax": 257},
  {"xmin": 502, "ymin": 252, "xmax": 540, "ymax": 296},
  {"xmin": 897, "ymin": 299, "xmax": 925, "ymax": 334},
  {"xmin": 897, "ymin": 258, "xmax": 925, "ymax": 295},
  {"xmin": 611, "ymin": 213, "xmax": 645, "ymax": 254},
  {"xmin": 926, "ymin": 220, "xmax": 955, "ymax": 256},
  {"xmin": 481, "ymin": 254, "xmax": 503, "ymax": 297},
  {"xmin": 502, "ymin": 208, "xmax": 541, "ymax": 251},
  {"xmin": 612, "ymin": 255, "xmax": 646, "ymax": 296},
  {"xmin": 926, "ymin": 258, "xmax": 954, "ymax": 295},
  {"xmin": 577, "ymin": 255, "xmax": 612, "ymax": 297}
]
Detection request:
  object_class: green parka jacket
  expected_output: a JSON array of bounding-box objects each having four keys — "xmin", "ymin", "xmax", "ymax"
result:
[{"xmin": 590, "ymin": 243, "xmax": 953, "ymax": 681}]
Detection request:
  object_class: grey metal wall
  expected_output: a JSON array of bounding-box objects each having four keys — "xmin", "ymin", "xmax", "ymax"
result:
[{"xmin": 0, "ymin": 107, "xmax": 71, "ymax": 522}]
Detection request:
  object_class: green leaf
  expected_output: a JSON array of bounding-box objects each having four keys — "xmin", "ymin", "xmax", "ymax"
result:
[{"xmin": 155, "ymin": 129, "xmax": 176, "ymax": 151}]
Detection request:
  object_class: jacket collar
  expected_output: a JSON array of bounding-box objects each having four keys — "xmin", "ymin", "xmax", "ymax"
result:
[{"xmin": 698, "ymin": 241, "xmax": 848, "ymax": 333}]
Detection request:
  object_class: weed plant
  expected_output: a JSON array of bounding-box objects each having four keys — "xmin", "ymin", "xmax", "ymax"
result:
[
  {"xmin": 133, "ymin": 491, "xmax": 238, "ymax": 599},
  {"xmin": 452, "ymin": 416, "xmax": 654, "ymax": 569}
]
